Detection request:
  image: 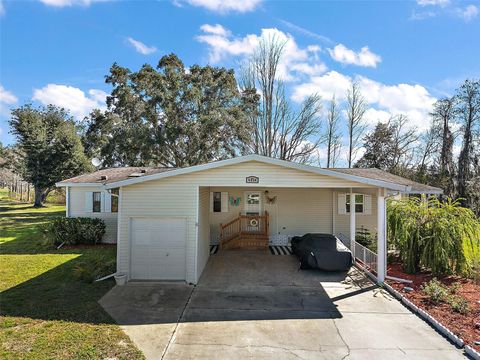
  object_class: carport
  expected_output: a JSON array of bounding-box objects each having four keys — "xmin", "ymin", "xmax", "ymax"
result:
[{"xmin": 100, "ymin": 250, "xmax": 464, "ymax": 360}]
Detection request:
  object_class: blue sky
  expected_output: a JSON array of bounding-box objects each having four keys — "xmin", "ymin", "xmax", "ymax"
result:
[{"xmin": 1, "ymin": 0, "xmax": 479, "ymax": 160}]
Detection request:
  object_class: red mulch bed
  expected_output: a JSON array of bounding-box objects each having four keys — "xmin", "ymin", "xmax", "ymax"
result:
[{"xmin": 387, "ymin": 262, "xmax": 480, "ymax": 351}]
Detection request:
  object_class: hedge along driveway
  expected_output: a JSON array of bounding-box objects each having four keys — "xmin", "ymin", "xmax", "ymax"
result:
[{"xmin": 0, "ymin": 195, "xmax": 143, "ymax": 359}]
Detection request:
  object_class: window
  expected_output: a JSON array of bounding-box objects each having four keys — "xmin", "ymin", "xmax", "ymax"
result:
[
  {"xmin": 111, "ymin": 188, "xmax": 119, "ymax": 213},
  {"xmin": 346, "ymin": 194, "xmax": 364, "ymax": 213},
  {"xmin": 247, "ymin": 193, "xmax": 260, "ymax": 205},
  {"xmin": 213, "ymin": 192, "xmax": 222, "ymax": 213},
  {"xmin": 92, "ymin": 192, "xmax": 101, "ymax": 212}
]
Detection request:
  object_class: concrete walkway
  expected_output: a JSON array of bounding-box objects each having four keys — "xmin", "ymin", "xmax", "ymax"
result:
[{"xmin": 100, "ymin": 251, "xmax": 466, "ymax": 359}]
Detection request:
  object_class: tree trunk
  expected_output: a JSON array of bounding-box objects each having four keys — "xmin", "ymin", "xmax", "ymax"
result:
[{"xmin": 34, "ymin": 186, "xmax": 46, "ymax": 207}]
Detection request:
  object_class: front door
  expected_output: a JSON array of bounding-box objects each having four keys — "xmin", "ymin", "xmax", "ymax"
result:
[
  {"xmin": 245, "ymin": 192, "xmax": 261, "ymax": 232},
  {"xmin": 245, "ymin": 191, "xmax": 261, "ymax": 215}
]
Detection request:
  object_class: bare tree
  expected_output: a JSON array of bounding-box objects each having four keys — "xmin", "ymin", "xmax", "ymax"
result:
[
  {"xmin": 345, "ymin": 81, "xmax": 367, "ymax": 168},
  {"xmin": 240, "ymin": 34, "xmax": 323, "ymax": 163},
  {"xmin": 389, "ymin": 115, "xmax": 419, "ymax": 173},
  {"xmin": 456, "ymin": 79, "xmax": 480, "ymax": 204},
  {"xmin": 430, "ymin": 96, "xmax": 456, "ymax": 196},
  {"xmin": 324, "ymin": 95, "xmax": 342, "ymax": 168},
  {"xmin": 355, "ymin": 115, "xmax": 418, "ymax": 175}
]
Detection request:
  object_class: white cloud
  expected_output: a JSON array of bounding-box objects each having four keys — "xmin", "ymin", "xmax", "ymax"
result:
[
  {"xmin": 0, "ymin": 1, "xmax": 5, "ymax": 16},
  {"xmin": 0, "ymin": 84, "xmax": 18, "ymax": 121},
  {"xmin": 455, "ymin": 4, "xmax": 479, "ymax": 21},
  {"xmin": 413, "ymin": 0, "xmax": 478, "ymax": 21},
  {"xmin": 32, "ymin": 84, "xmax": 107, "ymax": 119},
  {"xmin": 196, "ymin": 24, "xmax": 327, "ymax": 81},
  {"xmin": 174, "ymin": 0, "xmax": 261, "ymax": 13},
  {"xmin": 39, "ymin": 0, "xmax": 110, "ymax": 7},
  {"xmin": 292, "ymin": 72, "xmax": 436, "ymax": 132},
  {"xmin": 363, "ymin": 108, "xmax": 392, "ymax": 126},
  {"xmin": 328, "ymin": 44, "xmax": 382, "ymax": 68},
  {"xmin": 291, "ymin": 71, "xmax": 351, "ymax": 103},
  {"xmin": 126, "ymin": 37, "xmax": 157, "ymax": 55},
  {"xmin": 199, "ymin": 24, "xmax": 230, "ymax": 36},
  {"xmin": 196, "ymin": 24, "xmax": 258, "ymax": 63},
  {"xmin": 417, "ymin": 0, "xmax": 450, "ymax": 7},
  {"xmin": 0, "ymin": 85, "xmax": 18, "ymax": 105}
]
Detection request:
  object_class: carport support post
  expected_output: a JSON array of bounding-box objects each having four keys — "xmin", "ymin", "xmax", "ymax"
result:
[
  {"xmin": 377, "ymin": 189, "xmax": 386, "ymax": 283},
  {"xmin": 349, "ymin": 189, "xmax": 355, "ymax": 259}
]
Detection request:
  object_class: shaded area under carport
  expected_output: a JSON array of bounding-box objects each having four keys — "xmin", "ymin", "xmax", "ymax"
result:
[{"xmin": 100, "ymin": 250, "xmax": 466, "ymax": 360}]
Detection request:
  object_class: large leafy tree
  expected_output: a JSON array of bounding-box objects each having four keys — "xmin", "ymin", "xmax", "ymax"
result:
[
  {"xmin": 9, "ymin": 105, "xmax": 91, "ymax": 207},
  {"xmin": 83, "ymin": 54, "xmax": 253, "ymax": 167}
]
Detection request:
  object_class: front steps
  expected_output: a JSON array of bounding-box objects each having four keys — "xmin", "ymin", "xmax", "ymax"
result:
[{"xmin": 220, "ymin": 235, "xmax": 269, "ymax": 250}]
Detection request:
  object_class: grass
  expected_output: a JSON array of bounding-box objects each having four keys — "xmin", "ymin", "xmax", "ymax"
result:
[{"xmin": 0, "ymin": 189, "xmax": 143, "ymax": 359}]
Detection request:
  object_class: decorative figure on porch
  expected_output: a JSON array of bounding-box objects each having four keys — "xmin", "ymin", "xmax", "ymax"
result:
[
  {"xmin": 264, "ymin": 190, "xmax": 277, "ymax": 204},
  {"xmin": 229, "ymin": 196, "xmax": 241, "ymax": 206}
]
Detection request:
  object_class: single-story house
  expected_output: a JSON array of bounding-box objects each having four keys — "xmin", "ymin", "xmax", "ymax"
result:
[{"xmin": 56, "ymin": 155, "xmax": 441, "ymax": 284}]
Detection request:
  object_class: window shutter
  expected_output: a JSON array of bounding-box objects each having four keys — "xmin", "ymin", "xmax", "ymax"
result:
[
  {"xmin": 221, "ymin": 192, "xmax": 229, "ymax": 213},
  {"xmin": 338, "ymin": 193, "xmax": 346, "ymax": 215},
  {"xmin": 104, "ymin": 192, "xmax": 112, "ymax": 213},
  {"xmin": 210, "ymin": 192, "xmax": 214, "ymax": 212},
  {"xmin": 364, "ymin": 195, "xmax": 372, "ymax": 215},
  {"xmin": 85, "ymin": 192, "xmax": 93, "ymax": 212}
]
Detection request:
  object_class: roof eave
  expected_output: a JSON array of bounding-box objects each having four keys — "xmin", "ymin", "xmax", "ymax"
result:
[
  {"xmin": 404, "ymin": 188, "xmax": 444, "ymax": 195},
  {"xmin": 56, "ymin": 182, "xmax": 104, "ymax": 187}
]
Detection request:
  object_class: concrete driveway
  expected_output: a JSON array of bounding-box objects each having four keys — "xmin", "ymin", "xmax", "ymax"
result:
[{"xmin": 100, "ymin": 251, "xmax": 465, "ymax": 359}]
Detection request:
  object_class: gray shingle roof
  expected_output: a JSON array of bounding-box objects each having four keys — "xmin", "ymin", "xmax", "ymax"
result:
[
  {"xmin": 58, "ymin": 160, "xmax": 442, "ymax": 194},
  {"xmin": 327, "ymin": 168, "xmax": 442, "ymax": 194},
  {"xmin": 57, "ymin": 167, "xmax": 175, "ymax": 185}
]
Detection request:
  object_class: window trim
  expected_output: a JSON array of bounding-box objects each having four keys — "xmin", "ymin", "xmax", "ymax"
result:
[
  {"xmin": 111, "ymin": 188, "xmax": 119, "ymax": 213},
  {"xmin": 213, "ymin": 192, "xmax": 222, "ymax": 213},
  {"xmin": 92, "ymin": 192, "xmax": 101, "ymax": 213}
]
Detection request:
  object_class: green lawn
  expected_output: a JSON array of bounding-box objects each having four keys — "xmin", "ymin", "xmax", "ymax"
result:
[{"xmin": 0, "ymin": 189, "xmax": 143, "ymax": 359}]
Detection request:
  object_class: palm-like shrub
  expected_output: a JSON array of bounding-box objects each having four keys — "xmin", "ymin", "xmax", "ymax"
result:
[{"xmin": 388, "ymin": 197, "xmax": 480, "ymax": 276}]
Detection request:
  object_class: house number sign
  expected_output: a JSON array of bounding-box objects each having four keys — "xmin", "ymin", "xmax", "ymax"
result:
[{"xmin": 246, "ymin": 176, "xmax": 259, "ymax": 184}]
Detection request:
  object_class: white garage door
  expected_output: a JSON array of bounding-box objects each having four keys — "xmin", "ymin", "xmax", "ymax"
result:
[{"xmin": 130, "ymin": 218, "xmax": 187, "ymax": 280}]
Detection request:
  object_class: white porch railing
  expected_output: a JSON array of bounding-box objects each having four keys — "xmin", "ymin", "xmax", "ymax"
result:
[{"xmin": 338, "ymin": 233, "xmax": 378, "ymax": 280}]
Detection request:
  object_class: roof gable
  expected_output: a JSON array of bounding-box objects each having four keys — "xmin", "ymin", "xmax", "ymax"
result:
[{"xmin": 100, "ymin": 155, "xmax": 411, "ymax": 191}]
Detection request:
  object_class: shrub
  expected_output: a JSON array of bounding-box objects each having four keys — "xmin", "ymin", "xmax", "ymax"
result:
[
  {"xmin": 388, "ymin": 197, "xmax": 480, "ymax": 275},
  {"xmin": 449, "ymin": 295, "xmax": 470, "ymax": 315},
  {"xmin": 43, "ymin": 217, "xmax": 106, "ymax": 246},
  {"xmin": 421, "ymin": 278, "xmax": 449, "ymax": 303},
  {"xmin": 73, "ymin": 252, "xmax": 116, "ymax": 283},
  {"xmin": 356, "ymin": 226, "xmax": 377, "ymax": 252}
]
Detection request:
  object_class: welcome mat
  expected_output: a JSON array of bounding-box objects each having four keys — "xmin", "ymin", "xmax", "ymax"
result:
[{"xmin": 269, "ymin": 245, "xmax": 293, "ymax": 255}]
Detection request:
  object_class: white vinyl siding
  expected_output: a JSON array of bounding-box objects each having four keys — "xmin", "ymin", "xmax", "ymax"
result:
[
  {"xmin": 117, "ymin": 160, "xmax": 379, "ymax": 283},
  {"xmin": 70, "ymin": 186, "xmax": 118, "ymax": 244}
]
